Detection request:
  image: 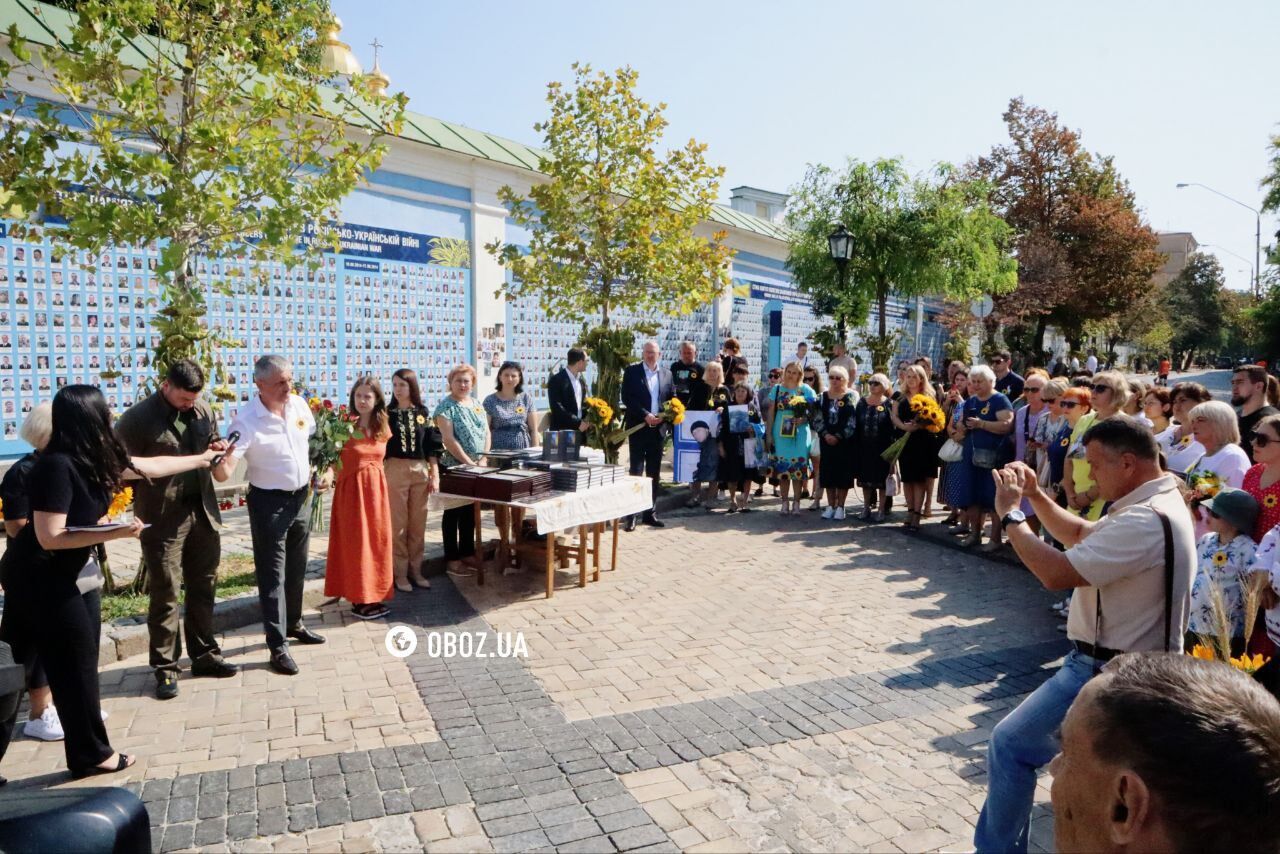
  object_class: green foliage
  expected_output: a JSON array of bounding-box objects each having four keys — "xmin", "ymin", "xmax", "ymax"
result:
[
  {"xmin": 1263, "ymin": 132, "xmax": 1280, "ymax": 220},
  {"xmin": 785, "ymin": 158, "xmax": 1016, "ymax": 371},
  {"xmin": 0, "ymin": 0, "xmax": 405, "ymax": 400},
  {"xmin": 1165, "ymin": 253, "xmax": 1228, "ymax": 366},
  {"xmin": 487, "ymin": 64, "xmax": 732, "ymax": 329},
  {"xmin": 576, "ymin": 321, "xmax": 656, "ymax": 462}
]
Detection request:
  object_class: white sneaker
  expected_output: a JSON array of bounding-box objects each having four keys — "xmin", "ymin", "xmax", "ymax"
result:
[
  {"xmin": 25, "ymin": 706, "xmax": 64, "ymax": 741},
  {"xmin": 101, "ymin": 709, "xmax": 109, "ymax": 721},
  {"xmin": 821, "ymin": 507, "xmax": 835, "ymax": 520},
  {"xmin": 834, "ymin": 507, "xmax": 846, "ymax": 521}
]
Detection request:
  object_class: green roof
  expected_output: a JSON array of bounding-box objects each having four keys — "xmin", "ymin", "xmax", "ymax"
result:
[{"xmin": 2, "ymin": 0, "xmax": 792, "ymax": 244}]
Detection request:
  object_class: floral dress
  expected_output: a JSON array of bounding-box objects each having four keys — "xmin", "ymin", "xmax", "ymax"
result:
[
  {"xmin": 483, "ymin": 392, "xmax": 534, "ymax": 450},
  {"xmin": 1254, "ymin": 526, "xmax": 1280, "ymax": 646},
  {"xmin": 433, "ymin": 396, "xmax": 488, "ymax": 467},
  {"xmin": 1190, "ymin": 532, "xmax": 1256, "ymax": 637},
  {"xmin": 1243, "ymin": 463, "xmax": 1280, "ymax": 542},
  {"xmin": 766, "ymin": 383, "xmax": 818, "ymax": 480}
]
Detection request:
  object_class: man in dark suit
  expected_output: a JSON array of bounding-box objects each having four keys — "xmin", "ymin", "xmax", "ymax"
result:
[
  {"xmin": 548, "ymin": 347, "xmax": 590, "ymax": 432},
  {"xmin": 622, "ymin": 340, "xmax": 673, "ymax": 530}
]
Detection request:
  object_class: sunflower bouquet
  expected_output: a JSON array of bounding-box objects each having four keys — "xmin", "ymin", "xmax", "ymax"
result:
[
  {"xmin": 1187, "ymin": 470, "xmax": 1225, "ymax": 508},
  {"xmin": 881, "ymin": 394, "xmax": 947, "ymax": 463},
  {"xmin": 107, "ymin": 486, "xmax": 133, "ymax": 519},
  {"xmin": 303, "ymin": 391, "xmax": 363, "ymax": 532},
  {"xmin": 1189, "ymin": 575, "xmax": 1271, "ymax": 674},
  {"xmin": 583, "ymin": 396, "xmax": 619, "ymax": 454}
]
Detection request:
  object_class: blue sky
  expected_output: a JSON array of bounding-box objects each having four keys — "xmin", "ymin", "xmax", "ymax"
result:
[{"xmin": 335, "ymin": 0, "xmax": 1278, "ymax": 293}]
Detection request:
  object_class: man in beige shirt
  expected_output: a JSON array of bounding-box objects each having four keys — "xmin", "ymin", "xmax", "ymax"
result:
[{"xmin": 973, "ymin": 416, "xmax": 1194, "ymax": 853}]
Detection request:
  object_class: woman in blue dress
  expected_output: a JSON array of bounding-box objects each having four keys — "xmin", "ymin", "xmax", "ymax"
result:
[
  {"xmin": 483, "ymin": 361, "xmax": 540, "ymax": 565},
  {"xmin": 765, "ymin": 361, "xmax": 818, "ymax": 515},
  {"xmin": 960, "ymin": 365, "xmax": 1014, "ymax": 550}
]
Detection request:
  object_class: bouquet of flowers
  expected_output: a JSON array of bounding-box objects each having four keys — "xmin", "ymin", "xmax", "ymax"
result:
[
  {"xmin": 1188, "ymin": 470, "xmax": 1224, "ymax": 502},
  {"xmin": 304, "ymin": 392, "xmax": 363, "ymax": 532},
  {"xmin": 784, "ymin": 394, "xmax": 811, "ymax": 421},
  {"xmin": 881, "ymin": 394, "xmax": 947, "ymax": 463},
  {"xmin": 107, "ymin": 487, "xmax": 133, "ymax": 519},
  {"xmin": 1189, "ymin": 575, "xmax": 1271, "ymax": 673},
  {"xmin": 661, "ymin": 398, "xmax": 686, "ymax": 426}
]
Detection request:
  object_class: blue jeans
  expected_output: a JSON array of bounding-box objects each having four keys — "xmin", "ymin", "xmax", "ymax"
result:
[{"xmin": 974, "ymin": 650, "xmax": 1099, "ymax": 853}]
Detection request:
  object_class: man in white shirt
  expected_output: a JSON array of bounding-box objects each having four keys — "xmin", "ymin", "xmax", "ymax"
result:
[
  {"xmin": 827, "ymin": 341, "xmax": 856, "ymax": 379},
  {"xmin": 214, "ymin": 355, "xmax": 327, "ymax": 676},
  {"xmin": 794, "ymin": 341, "xmax": 812, "ymax": 370},
  {"xmin": 1085, "ymin": 350, "xmax": 1099, "ymax": 374},
  {"xmin": 973, "ymin": 416, "xmax": 1194, "ymax": 853}
]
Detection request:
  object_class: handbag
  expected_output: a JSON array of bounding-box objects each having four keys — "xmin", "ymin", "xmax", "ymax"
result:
[
  {"xmin": 885, "ymin": 471, "xmax": 900, "ymax": 497},
  {"xmin": 971, "ymin": 446, "xmax": 1000, "ymax": 469},
  {"xmin": 938, "ymin": 438, "xmax": 963, "ymax": 463}
]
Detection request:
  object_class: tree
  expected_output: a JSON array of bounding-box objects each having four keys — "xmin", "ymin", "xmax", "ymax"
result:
[
  {"xmin": 786, "ymin": 158, "xmax": 1016, "ymax": 371},
  {"xmin": 969, "ymin": 98, "xmax": 1163, "ymax": 358},
  {"xmin": 1165, "ymin": 253, "xmax": 1228, "ymax": 369},
  {"xmin": 486, "ymin": 64, "xmax": 731, "ymax": 425},
  {"xmin": 0, "ymin": 0, "xmax": 404, "ymax": 394}
]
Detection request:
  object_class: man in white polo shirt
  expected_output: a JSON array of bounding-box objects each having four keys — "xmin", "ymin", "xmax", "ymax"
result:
[
  {"xmin": 973, "ymin": 415, "xmax": 1194, "ymax": 853},
  {"xmin": 214, "ymin": 355, "xmax": 326, "ymax": 676}
]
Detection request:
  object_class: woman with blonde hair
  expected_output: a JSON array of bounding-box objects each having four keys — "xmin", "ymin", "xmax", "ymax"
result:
[
  {"xmin": 1186, "ymin": 399, "xmax": 1251, "ymax": 537},
  {"xmin": 325, "ymin": 376, "xmax": 395, "ymax": 620},
  {"xmin": 435, "ymin": 365, "xmax": 491, "ymax": 575},
  {"xmin": 764, "ymin": 361, "xmax": 818, "ymax": 514},
  {"xmin": 1087, "ymin": 370, "xmax": 1129, "ymax": 421},
  {"xmin": 890, "ymin": 364, "xmax": 939, "ymax": 531}
]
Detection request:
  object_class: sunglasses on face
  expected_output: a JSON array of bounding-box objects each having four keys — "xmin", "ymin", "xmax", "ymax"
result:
[
  {"xmin": 1253, "ymin": 432, "xmax": 1276, "ymax": 448},
  {"xmin": 827, "ymin": 374, "xmax": 843, "ymax": 381},
  {"xmin": 1060, "ymin": 401, "xmax": 1080, "ymax": 409},
  {"xmin": 870, "ymin": 381, "xmax": 883, "ymax": 387},
  {"xmin": 1091, "ymin": 384, "xmax": 1113, "ymax": 394},
  {"xmin": 1025, "ymin": 386, "xmax": 1044, "ymax": 393}
]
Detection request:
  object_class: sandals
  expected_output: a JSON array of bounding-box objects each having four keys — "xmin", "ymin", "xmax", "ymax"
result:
[
  {"xmin": 352, "ymin": 603, "xmax": 391, "ymax": 621},
  {"xmin": 72, "ymin": 752, "xmax": 135, "ymax": 779},
  {"xmin": 394, "ymin": 579, "xmax": 413, "ymax": 593}
]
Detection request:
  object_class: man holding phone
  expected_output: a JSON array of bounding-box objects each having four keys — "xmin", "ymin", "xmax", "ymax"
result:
[{"xmin": 116, "ymin": 359, "xmax": 237, "ymax": 700}]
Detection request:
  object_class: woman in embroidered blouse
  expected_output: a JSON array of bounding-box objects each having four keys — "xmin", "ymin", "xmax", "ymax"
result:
[
  {"xmin": 386, "ymin": 369, "xmax": 441, "ymax": 592},
  {"xmin": 1244, "ymin": 414, "xmax": 1280, "ymax": 542},
  {"xmin": 686, "ymin": 360, "xmax": 731, "ymax": 508},
  {"xmin": 1186, "ymin": 400, "xmax": 1252, "ymax": 538},
  {"xmin": 719, "ymin": 382, "xmax": 762, "ymax": 513},
  {"xmin": 853, "ymin": 374, "xmax": 895, "ymax": 522},
  {"xmin": 434, "ymin": 364, "xmax": 491, "ymax": 577},
  {"xmin": 1158, "ymin": 382, "xmax": 1213, "ymax": 474},
  {"xmin": 482, "ymin": 362, "xmax": 540, "ymax": 561},
  {"xmin": 814, "ymin": 366, "xmax": 857, "ymax": 521}
]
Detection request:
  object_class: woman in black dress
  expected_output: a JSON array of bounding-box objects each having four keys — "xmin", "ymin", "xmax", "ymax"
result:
[
  {"xmin": 718, "ymin": 382, "xmax": 762, "ymax": 513},
  {"xmin": 1, "ymin": 385, "xmax": 222, "ymax": 777},
  {"xmin": 686, "ymin": 361, "xmax": 731, "ymax": 508},
  {"xmin": 890, "ymin": 364, "xmax": 939, "ymax": 531},
  {"xmin": 813, "ymin": 367, "xmax": 858, "ymax": 520},
  {"xmin": 853, "ymin": 373, "xmax": 896, "ymax": 521}
]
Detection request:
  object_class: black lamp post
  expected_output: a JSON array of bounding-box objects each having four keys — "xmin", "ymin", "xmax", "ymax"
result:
[{"xmin": 827, "ymin": 223, "xmax": 854, "ymax": 342}]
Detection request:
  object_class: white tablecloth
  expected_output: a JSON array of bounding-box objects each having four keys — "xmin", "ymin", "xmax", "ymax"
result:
[{"xmin": 429, "ymin": 476, "xmax": 653, "ymax": 534}]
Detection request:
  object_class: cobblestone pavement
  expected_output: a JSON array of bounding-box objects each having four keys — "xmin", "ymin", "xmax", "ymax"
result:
[{"xmin": 2, "ymin": 499, "xmax": 1065, "ymax": 852}]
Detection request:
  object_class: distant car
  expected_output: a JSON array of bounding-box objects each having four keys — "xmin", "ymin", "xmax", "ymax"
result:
[{"xmin": 1215, "ymin": 357, "xmax": 1234, "ymax": 369}]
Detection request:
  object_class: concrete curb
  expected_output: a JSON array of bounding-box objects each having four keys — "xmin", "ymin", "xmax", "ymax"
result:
[{"xmin": 97, "ymin": 485, "xmax": 692, "ymax": 663}]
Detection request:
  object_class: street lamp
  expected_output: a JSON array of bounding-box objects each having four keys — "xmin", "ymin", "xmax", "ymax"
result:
[
  {"xmin": 1199, "ymin": 243, "xmax": 1254, "ymax": 292},
  {"xmin": 1176, "ymin": 182, "xmax": 1261, "ymax": 298},
  {"xmin": 827, "ymin": 223, "xmax": 854, "ymax": 341}
]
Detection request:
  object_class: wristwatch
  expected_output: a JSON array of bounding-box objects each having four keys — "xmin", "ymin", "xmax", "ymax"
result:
[{"xmin": 1001, "ymin": 509, "xmax": 1027, "ymax": 529}]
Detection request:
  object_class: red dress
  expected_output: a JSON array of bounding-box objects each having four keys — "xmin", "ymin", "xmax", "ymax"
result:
[
  {"xmin": 1243, "ymin": 463, "xmax": 1280, "ymax": 542},
  {"xmin": 324, "ymin": 434, "xmax": 394, "ymax": 604}
]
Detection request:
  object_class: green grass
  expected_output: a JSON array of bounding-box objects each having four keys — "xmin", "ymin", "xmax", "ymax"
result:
[{"xmin": 101, "ymin": 554, "xmax": 260, "ymax": 623}]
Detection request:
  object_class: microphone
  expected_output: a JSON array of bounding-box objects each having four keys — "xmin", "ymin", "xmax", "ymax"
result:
[{"xmin": 211, "ymin": 430, "xmax": 240, "ymax": 468}]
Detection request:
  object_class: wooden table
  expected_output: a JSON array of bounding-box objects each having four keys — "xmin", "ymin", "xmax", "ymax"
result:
[{"xmin": 431, "ymin": 476, "xmax": 651, "ymax": 597}]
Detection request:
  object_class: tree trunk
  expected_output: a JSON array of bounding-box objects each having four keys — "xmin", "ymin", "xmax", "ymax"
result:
[
  {"xmin": 1033, "ymin": 316, "xmax": 1048, "ymax": 359},
  {"xmin": 877, "ymin": 284, "xmax": 888, "ymax": 340}
]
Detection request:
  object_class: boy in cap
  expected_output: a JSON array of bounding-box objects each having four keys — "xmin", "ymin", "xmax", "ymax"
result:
[{"xmin": 1189, "ymin": 488, "xmax": 1259, "ymax": 655}]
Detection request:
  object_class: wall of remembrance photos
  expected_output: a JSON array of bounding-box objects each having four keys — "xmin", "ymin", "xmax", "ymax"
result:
[
  {"xmin": 0, "ymin": 219, "xmax": 471, "ymax": 457},
  {"xmin": 505, "ymin": 295, "xmax": 717, "ymax": 412}
]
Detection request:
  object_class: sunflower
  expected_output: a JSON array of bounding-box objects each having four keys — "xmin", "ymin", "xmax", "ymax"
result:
[
  {"xmin": 1265, "ymin": 494, "xmax": 1278, "ymax": 509},
  {"xmin": 416, "ymin": 414, "xmax": 426, "ymax": 426},
  {"xmin": 295, "ymin": 418, "xmax": 306, "ymax": 430},
  {"xmin": 107, "ymin": 487, "xmax": 133, "ymax": 518},
  {"xmin": 1212, "ymin": 551, "xmax": 1228, "ymax": 567},
  {"xmin": 1190, "ymin": 643, "xmax": 1216, "ymax": 661}
]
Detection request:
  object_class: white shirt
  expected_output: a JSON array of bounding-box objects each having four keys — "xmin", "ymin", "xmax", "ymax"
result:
[
  {"xmin": 1065, "ymin": 474, "xmax": 1195, "ymax": 652},
  {"xmin": 227, "ymin": 394, "xmax": 315, "ymax": 491},
  {"xmin": 564, "ymin": 367, "xmax": 583, "ymax": 416},
  {"xmin": 1157, "ymin": 425, "xmax": 1205, "ymax": 474},
  {"xmin": 643, "ymin": 363, "xmax": 660, "ymax": 414},
  {"xmin": 1250, "ymin": 526, "xmax": 1280, "ymax": 645},
  {"xmin": 1085, "ymin": 355, "xmax": 1098, "ymax": 373}
]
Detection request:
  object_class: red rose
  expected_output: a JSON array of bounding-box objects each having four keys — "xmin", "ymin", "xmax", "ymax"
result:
[{"xmin": 323, "ymin": 399, "xmax": 333, "ymax": 409}]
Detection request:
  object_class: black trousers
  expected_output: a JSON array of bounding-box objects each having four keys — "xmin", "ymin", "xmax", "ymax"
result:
[
  {"xmin": 143, "ymin": 503, "xmax": 221, "ymax": 673},
  {"xmin": 442, "ymin": 505, "xmax": 475, "ymax": 560},
  {"xmin": 35, "ymin": 577, "xmax": 109, "ymax": 774},
  {"xmin": 246, "ymin": 486, "xmax": 310, "ymax": 652},
  {"xmin": 628, "ymin": 425, "xmax": 664, "ymax": 518}
]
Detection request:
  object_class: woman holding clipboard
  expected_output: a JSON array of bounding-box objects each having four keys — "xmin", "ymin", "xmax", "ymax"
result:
[{"xmin": 0, "ymin": 385, "xmax": 225, "ymax": 779}]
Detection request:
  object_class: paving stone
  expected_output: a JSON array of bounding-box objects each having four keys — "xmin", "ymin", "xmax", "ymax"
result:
[
  {"xmin": 349, "ymin": 793, "xmax": 386, "ymax": 821},
  {"xmin": 609, "ymin": 824, "xmax": 669, "ymax": 851},
  {"xmin": 597, "ymin": 809, "xmax": 651, "ymax": 835},
  {"xmin": 224, "ymin": 812, "xmax": 257, "ymax": 841},
  {"xmin": 193, "ymin": 818, "xmax": 227, "ymax": 847},
  {"xmin": 257, "ymin": 806, "xmax": 287, "ymax": 836},
  {"xmin": 159, "ymin": 823, "xmax": 195, "ymax": 853},
  {"xmin": 309, "ymin": 754, "xmax": 342, "ymax": 778},
  {"xmin": 285, "ymin": 779, "xmax": 315, "ymax": 806},
  {"xmin": 491, "ymin": 828, "xmax": 552, "ymax": 853},
  {"xmin": 315, "ymin": 798, "xmax": 352, "ymax": 828},
  {"xmin": 288, "ymin": 803, "xmax": 318, "ymax": 833},
  {"xmin": 482, "ymin": 812, "xmax": 541, "ymax": 837}
]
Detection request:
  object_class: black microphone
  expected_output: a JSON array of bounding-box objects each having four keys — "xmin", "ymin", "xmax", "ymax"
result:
[{"xmin": 211, "ymin": 430, "xmax": 240, "ymax": 468}]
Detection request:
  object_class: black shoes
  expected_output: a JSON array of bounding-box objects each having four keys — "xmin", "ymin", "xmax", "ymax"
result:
[
  {"xmin": 155, "ymin": 672, "xmax": 178, "ymax": 700},
  {"xmin": 270, "ymin": 649, "xmax": 299, "ymax": 676},
  {"xmin": 191, "ymin": 654, "xmax": 239, "ymax": 679},
  {"xmin": 623, "ymin": 515, "xmax": 637, "ymax": 532},
  {"xmin": 641, "ymin": 514, "xmax": 665, "ymax": 528},
  {"xmin": 287, "ymin": 626, "xmax": 326, "ymax": 645}
]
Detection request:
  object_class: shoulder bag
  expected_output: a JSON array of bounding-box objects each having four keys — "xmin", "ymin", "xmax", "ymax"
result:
[{"xmin": 1092, "ymin": 507, "xmax": 1175, "ymax": 674}]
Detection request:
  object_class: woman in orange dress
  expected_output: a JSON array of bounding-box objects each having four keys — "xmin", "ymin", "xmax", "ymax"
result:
[{"xmin": 325, "ymin": 376, "xmax": 394, "ymax": 620}]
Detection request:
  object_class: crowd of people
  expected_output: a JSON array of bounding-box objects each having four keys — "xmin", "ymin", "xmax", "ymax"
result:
[{"xmin": 0, "ymin": 338, "xmax": 1278, "ymax": 827}]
